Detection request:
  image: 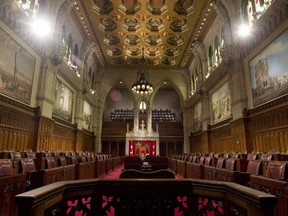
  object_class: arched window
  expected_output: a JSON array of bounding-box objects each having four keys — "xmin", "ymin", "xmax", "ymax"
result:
[
  {"xmin": 214, "ymin": 36, "xmax": 220, "ymax": 65},
  {"xmin": 16, "ymin": 0, "xmax": 42, "ymax": 18},
  {"xmin": 220, "ymin": 27, "xmax": 224, "ymax": 55},
  {"xmin": 62, "ymin": 25, "xmax": 66, "ymax": 56},
  {"xmin": 242, "ymin": 0, "xmax": 272, "ymax": 25},
  {"xmin": 192, "ymin": 69, "xmax": 197, "ymax": 92},
  {"xmin": 208, "ymin": 46, "xmax": 213, "ymax": 68},
  {"xmin": 72, "ymin": 44, "xmax": 79, "ymax": 66},
  {"xmin": 66, "ymin": 34, "xmax": 72, "ymax": 63}
]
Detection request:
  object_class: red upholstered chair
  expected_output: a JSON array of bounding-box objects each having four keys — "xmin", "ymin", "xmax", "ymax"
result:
[
  {"xmin": 215, "ymin": 158, "xmax": 225, "ymax": 169},
  {"xmin": 19, "ymin": 158, "xmax": 37, "ymax": 190},
  {"xmin": 57, "ymin": 156, "xmax": 68, "ymax": 166},
  {"xmin": 192, "ymin": 156, "xmax": 199, "ymax": 163},
  {"xmin": 20, "ymin": 158, "xmax": 36, "ymax": 173},
  {"xmin": 0, "ymin": 159, "xmax": 13, "ymax": 177},
  {"xmin": 225, "ymin": 158, "xmax": 236, "ymax": 171},
  {"xmin": 198, "ymin": 156, "xmax": 205, "ymax": 165},
  {"xmin": 247, "ymin": 153, "xmax": 258, "ymax": 160},
  {"xmin": 246, "ymin": 160, "xmax": 262, "ymax": 175},
  {"xmin": 204, "ymin": 157, "xmax": 212, "ymax": 166},
  {"xmin": 203, "ymin": 157, "xmax": 215, "ymax": 180},
  {"xmin": 0, "ymin": 159, "xmax": 26, "ymax": 216},
  {"xmin": 260, "ymin": 153, "xmax": 273, "ymax": 176},
  {"xmin": 266, "ymin": 161, "xmax": 287, "ymax": 180},
  {"xmin": 250, "ymin": 161, "xmax": 288, "ymax": 216},
  {"xmin": 45, "ymin": 157, "xmax": 57, "ymax": 169}
]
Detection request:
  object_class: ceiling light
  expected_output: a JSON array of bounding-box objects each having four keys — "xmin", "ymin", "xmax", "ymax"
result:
[
  {"xmin": 132, "ymin": 48, "xmax": 153, "ymax": 95},
  {"xmin": 31, "ymin": 18, "xmax": 52, "ymax": 38},
  {"xmin": 238, "ymin": 24, "xmax": 251, "ymax": 37}
]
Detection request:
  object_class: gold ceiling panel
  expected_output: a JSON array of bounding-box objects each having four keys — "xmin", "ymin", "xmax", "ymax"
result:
[{"xmin": 76, "ymin": 0, "xmax": 214, "ymax": 69}]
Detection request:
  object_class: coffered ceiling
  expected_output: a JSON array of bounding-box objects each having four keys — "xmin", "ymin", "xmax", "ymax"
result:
[{"xmin": 73, "ymin": 0, "xmax": 215, "ymax": 70}]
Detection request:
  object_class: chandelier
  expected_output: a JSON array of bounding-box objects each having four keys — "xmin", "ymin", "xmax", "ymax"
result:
[{"xmin": 132, "ymin": 48, "xmax": 153, "ymax": 95}]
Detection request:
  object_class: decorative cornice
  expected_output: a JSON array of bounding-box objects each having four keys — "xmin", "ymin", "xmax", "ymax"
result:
[
  {"xmin": 0, "ymin": 94, "xmax": 40, "ymax": 114},
  {"xmin": 247, "ymin": 94, "xmax": 288, "ymax": 116},
  {"xmin": 58, "ymin": 0, "xmax": 74, "ymax": 18},
  {"xmin": 57, "ymin": 63, "xmax": 82, "ymax": 91},
  {"xmin": 208, "ymin": 116, "xmax": 232, "ymax": 130},
  {"xmin": 202, "ymin": 60, "xmax": 230, "ymax": 92}
]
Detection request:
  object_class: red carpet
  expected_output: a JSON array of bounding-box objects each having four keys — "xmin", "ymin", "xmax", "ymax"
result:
[{"xmin": 101, "ymin": 164, "xmax": 125, "ymax": 179}]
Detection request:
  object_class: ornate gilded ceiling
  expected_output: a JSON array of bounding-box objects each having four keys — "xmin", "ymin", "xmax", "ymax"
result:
[{"xmin": 73, "ymin": 0, "xmax": 215, "ymax": 69}]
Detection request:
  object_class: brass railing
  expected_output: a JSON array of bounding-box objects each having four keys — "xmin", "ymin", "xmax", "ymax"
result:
[{"xmin": 15, "ymin": 178, "xmax": 277, "ymax": 216}]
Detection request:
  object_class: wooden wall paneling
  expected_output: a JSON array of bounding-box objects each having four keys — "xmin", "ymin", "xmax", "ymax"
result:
[
  {"xmin": 52, "ymin": 120, "xmax": 76, "ymax": 152},
  {"xmin": 279, "ymin": 130, "xmax": 288, "ymax": 153},
  {"xmin": 201, "ymin": 131, "xmax": 209, "ymax": 153},
  {"xmin": 167, "ymin": 142, "xmax": 174, "ymax": 158},
  {"xmin": 76, "ymin": 130, "xmax": 84, "ymax": 152},
  {"xmin": 111, "ymin": 141, "xmax": 117, "ymax": 156},
  {"xmin": 83, "ymin": 130, "xmax": 95, "ymax": 152},
  {"xmin": 36, "ymin": 117, "xmax": 54, "ymax": 151},
  {"xmin": 230, "ymin": 118, "xmax": 248, "ymax": 153},
  {"xmin": 209, "ymin": 123, "xmax": 231, "ymax": 153},
  {"xmin": 101, "ymin": 140, "xmax": 109, "ymax": 154},
  {"xmin": 0, "ymin": 97, "xmax": 37, "ymax": 151},
  {"xmin": 119, "ymin": 141, "xmax": 125, "ymax": 156},
  {"xmin": 160, "ymin": 141, "xmax": 166, "ymax": 156},
  {"xmin": 190, "ymin": 131, "xmax": 202, "ymax": 153},
  {"xmin": 247, "ymin": 98, "xmax": 288, "ymax": 153}
]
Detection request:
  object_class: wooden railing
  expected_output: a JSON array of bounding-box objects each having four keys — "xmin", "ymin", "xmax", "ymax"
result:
[{"xmin": 15, "ymin": 179, "xmax": 277, "ymax": 216}]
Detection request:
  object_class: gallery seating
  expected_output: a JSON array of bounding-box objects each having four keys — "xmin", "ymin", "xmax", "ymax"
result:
[
  {"xmin": 204, "ymin": 157, "xmax": 225, "ymax": 180},
  {"xmin": 168, "ymin": 155, "xmax": 178, "ymax": 174},
  {"xmin": 250, "ymin": 161, "xmax": 288, "ymax": 216},
  {"xmin": 75, "ymin": 155, "xmax": 95, "ymax": 180},
  {"xmin": 19, "ymin": 158, "xmax": 37, "ymax": 190},
  {"xmin": 57, "ymin": 156, "xmax": 75, "ymax": 181},
  {"xmin": 186, "ymin": 156, "xmax": 205, "ymax": 179},
  {"xmin": 95, "ymin": 154, "xmax": 108, "ymax": 178},
  {"xmin": 175, "ymin": 155, "xmax": 188, "ymax": 177},
  {"xmin": 0, "ymin": 159, "xmax": 26, "ymax": 216},
  {"xmin": 110, "ymin": 108, "xmax": 134, "ymax": 121}
]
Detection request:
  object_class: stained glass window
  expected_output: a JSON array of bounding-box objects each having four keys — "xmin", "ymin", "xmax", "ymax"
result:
[
  {"xmin": 220, "ymin": 28, "xmax": 224, "ymax": 62},
  {"xmin": 66, "ymin": 34, "xmax": 73, "ymax": 63},
  {"xmin": 208, "ymin": 46, "xmax": 213, "ymax": 68},
  {"xmin": 214, "ymin": 36, "xmax": 220, "ymax": 65},
  {"xmin": 16, "ymin": 0, "xmax": 41, "ymax": 18},
  {"xmin": 243, "ymin": 0, "xmax": 273, "ymax": 25}
]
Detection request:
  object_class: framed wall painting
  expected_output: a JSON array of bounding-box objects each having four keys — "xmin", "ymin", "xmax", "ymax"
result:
[
  {"xmin": 0, "ymin": 27, "xmax": 36, "ymax": 104},
  {"xmin": 249, "ymin": 27, "xmax": 288, "ymax": 107},
  {"xmin": 193, "ymin": 102, "xmax": 202, "ymax": 131},
  {"xmin": 83, "ymin": 100, "xmax": 92, "ymax": 130},
  {"xmin": 53, "ymin": 78, "xmax": 74, "ymax": 122},
  {"xmin": 211, "ymin": 82, "xmax": 231, "ymax": 124}
]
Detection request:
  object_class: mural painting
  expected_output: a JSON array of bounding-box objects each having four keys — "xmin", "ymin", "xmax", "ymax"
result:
[
  {"xmin": 249, "ymin": 28, "xmax": 288, "ymax": 106},
  {"xmin": 211, "ymin": 82, "xmax": 231, "ymax": 124},
  {"xmin": 0, "ymin": 27, "xmax": 35, "ymax": 104},
  {"xmin": 193, "ymin": 102, "xmax": 202, "ymax": 131},
  {"xmin": 53, "ymin": 78, "xmax": 74, "ymax": 122},
  {"xmin": 83, "ymin": 100, "xmax": 92, "ymax": 130}
]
